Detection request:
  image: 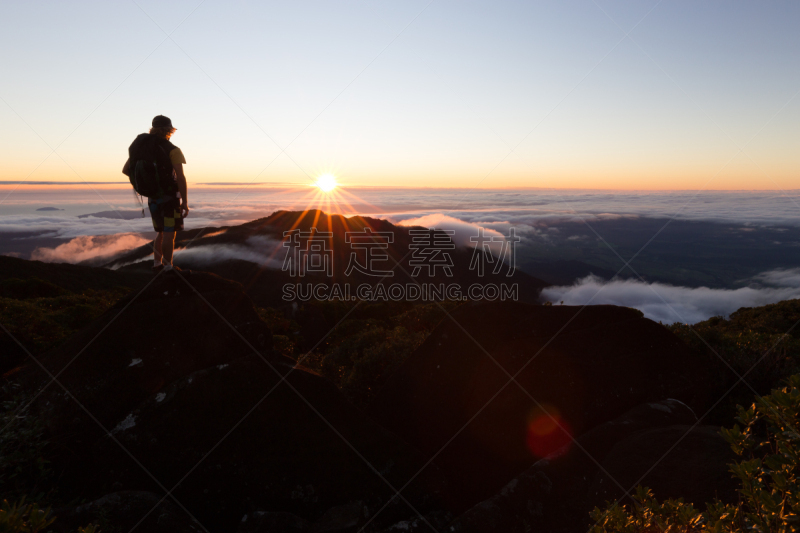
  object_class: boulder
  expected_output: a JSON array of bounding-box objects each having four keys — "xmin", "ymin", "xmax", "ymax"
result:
[
  {"xmin": 586, "ymin": 425, "xmax": 738, "ymax": 511},
  {"xmin": 378, "ymin": 510, "xmax": 454, "ymax": 533},
  {"xmin": 310, "ymin": 502, "xmax": 365, "ymax": 532},
  {"xmin": 24, "ymin": 272, "xmax": 275, "ymax": 438},
  {"xmin": 238, "ymin": 511, "xmax": 311, "ymax": 533},
  {"xmin": 50, "ymin": 491, "xmax": 199, "ymax": 533},
  {"xmin": 445, "ymin": 400, "xmax": 698, "ymax": 533},
  {"xmin": 21, "ymin": 273, "xmax": 449, "ymax": 532},
  {"xmin": 370, "ymin": 301, "xmax": 711, "ymax": 507}
]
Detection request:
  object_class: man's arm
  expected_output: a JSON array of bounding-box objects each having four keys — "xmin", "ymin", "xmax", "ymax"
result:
[
  {"xmin": 122, "ymin": 158, "xmax": 131, "ymax": 176},
  {"xmin": 173, "ymin": 163, "xmax": 189, "ymax": 217}
]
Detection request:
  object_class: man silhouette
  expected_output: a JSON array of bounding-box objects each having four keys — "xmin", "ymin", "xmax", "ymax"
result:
[{"xmin": 123, "ymin": 115, "xmax": 190, "ymax": 274}]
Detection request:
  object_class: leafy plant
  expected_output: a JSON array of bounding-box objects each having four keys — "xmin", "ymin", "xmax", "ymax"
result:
[
  {"xmin": 301, "ymin": 300, "xmax": 460, "ymax": 407},
  {"xmin": 0, "ymin": 287, "xmax": 130, "ymax": 358},
  {"xmin": 255, "ymin": 306, "xmax": 303, "ymax": 358},
  {"xmin": 589, "ymin": 486, "xmax": 704, "ymax": 533},
  {"xmin": 0, "ymin": 497, "xmax": 55, "ymax": 533},
  {"xmin": 719, "ymin": 373, "xmax": 800, "ymax": 531},
  {"xmin": 668, "ymin": 299, "xmax": 800, "ymax": 424},
  {"xmin": 323, "ymin": 324, "xmax": 428, "ymax": 406},
  {"xmin": 0, "ymin": 497, "xmax": 100, "ymax": 533},
  {"xmin": 590, "ymin": 373, "xmax": 800, "ymax": 532}
]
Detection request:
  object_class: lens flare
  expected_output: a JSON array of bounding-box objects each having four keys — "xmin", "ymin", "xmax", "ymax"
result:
[
  {"xmin": 525, "ymin": 405, "xmax": 572, "ymax": 458},
  {"xmin": 314, "ymin": 174, "xmax": 338, "ymax": 192}
]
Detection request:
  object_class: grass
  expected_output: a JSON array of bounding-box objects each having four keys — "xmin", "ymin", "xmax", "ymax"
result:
[{"xmin": 0, "ymin": 277, "xmax": 131, "ymax": 372}]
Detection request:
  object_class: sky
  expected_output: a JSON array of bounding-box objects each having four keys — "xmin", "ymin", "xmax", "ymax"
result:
[{"xmin": 0, "ymin": 1, "xmax": 798, "ymax": 190}]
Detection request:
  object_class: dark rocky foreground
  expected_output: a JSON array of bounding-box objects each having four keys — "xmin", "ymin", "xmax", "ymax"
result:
[
  {"xmin": 369, "ymin": 301, "xmax": 715, "ymax": 508},
  {"xmin": 6, "ymin": 263, "xmax": 735, "ymax": 532},
  {"xmin": 16, "ymin": 272, "xmax": 448, "ymax": 531},
  {"xmin": 445, "ymin": 402, "xmax": 736, "ymax": 533}
]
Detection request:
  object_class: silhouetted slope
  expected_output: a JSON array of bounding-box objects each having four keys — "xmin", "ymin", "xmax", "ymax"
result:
[
  {"xmin": 0, "ymin": 255, "xmax": 147, "ymax": 294},
  {"xmin": 0, "ymin": 256, "xmax": 149, "ymax": 374}
]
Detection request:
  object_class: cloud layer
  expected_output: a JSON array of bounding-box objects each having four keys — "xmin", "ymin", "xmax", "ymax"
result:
[
  {"xmin": 0, "ymin": 212, "xmax": 222, "ymax": 240},
  {"xmin": 541, "ymin": 271, "xmax": 800, "ymax": 324}
]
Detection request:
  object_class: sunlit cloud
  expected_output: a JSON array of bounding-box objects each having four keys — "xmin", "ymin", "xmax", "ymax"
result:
[
  {"xmin": 31, "ymin": 233, "xmax": 149, "ymax": 265},
  {"xmin": 398, "ymin": 213, "xmax": 506, "ymax": 252}
]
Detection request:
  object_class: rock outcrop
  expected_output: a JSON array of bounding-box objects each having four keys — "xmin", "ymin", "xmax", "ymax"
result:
[
  {"xmin": 585, "ymin": 424, "xmax": 737, "ymax": 511},
  {"xmin": 370, "ymin": 301, "xmax": 712, "ymax": 508},
  {"xmin": 445, "ymin": 400, "xmax": 705, "ymax": 532}
]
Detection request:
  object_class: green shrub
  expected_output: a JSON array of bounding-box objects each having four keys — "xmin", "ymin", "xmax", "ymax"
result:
[
  {"xmin": 0, "ymin": 497, "xmax": 99, "ymax": 533},
  {"xmin": 590, "ymin": 373, "xmax": 800, "ymax": 532},
  {"xmin": 0, "ymin": 288, "xmax": 130, "ymax": 356},
  {"xmin": 589, "ymin": 486, "xmax": 704, "ymax": 532},
  {"xmin": 328, "ymin": 324, "xmax": 428, "ymax": 407},
  {"xmin": 255, "ymin": 306, "xmax": 303, "ymax": 358},
  {"xmin": 668, "ymin": 299, "xmax": 800, "ymax": 424},
  {"xmin": 0, "ymin": 497, "xmax": 55, "ymax": 533},
  {"xmin": 302, "ymin": 300, "xmax": 459, "ymax": 407}
]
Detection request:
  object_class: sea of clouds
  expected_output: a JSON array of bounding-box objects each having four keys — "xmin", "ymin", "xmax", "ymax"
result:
[
  {"xmin": 18, "ymin": 206, "xmax": 798, "ymax": 325},
  {"xmin": 4, "ymin": 187, "xmax": 800, "ymax": 323}
]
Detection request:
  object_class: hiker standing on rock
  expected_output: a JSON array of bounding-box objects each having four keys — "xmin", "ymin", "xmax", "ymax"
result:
[{"xmin": 123, "ymin": 115, "xmax": 189, "ymax": 274}]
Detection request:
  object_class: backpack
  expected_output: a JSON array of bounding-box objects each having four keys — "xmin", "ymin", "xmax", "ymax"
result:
[{"xmin": 125, "ymin": 134, "xmax": 178, "ymax": 199}]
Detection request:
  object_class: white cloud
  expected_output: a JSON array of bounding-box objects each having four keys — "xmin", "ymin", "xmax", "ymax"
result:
[
  {"xmin": 173, "ymin": 236, "xmax": 283, "ymax": 269},
  {"xmin": 754, "ymin": 268, "xmax": 800, "ymax": 288},
  {"xmin": 397, "ymin": 213, "xmax": 506, "ymax": 252},
  {"xmin": 31, "ymin": 233, "xmax": 150, "ymax": 264},
  {"xmin": 541, "ymin": 271, "xmax": 800, "ymax": 324}
]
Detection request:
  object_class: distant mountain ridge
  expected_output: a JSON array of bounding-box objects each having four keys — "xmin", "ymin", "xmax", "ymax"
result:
[{"xmin": 108, "ymin": 209, "xmax": 550, "ymax": 308}]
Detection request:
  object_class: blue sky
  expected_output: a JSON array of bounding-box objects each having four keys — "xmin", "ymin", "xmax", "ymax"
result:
[{"xmin": 1, "ymin": 0, "xmax": 798, "ymax": 189}]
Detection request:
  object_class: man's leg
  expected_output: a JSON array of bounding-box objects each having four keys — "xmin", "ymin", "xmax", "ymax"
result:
[
  {"xmin": 162, "ymin": 231, "xmax": 177, "ymax": 266},
  {"xmin": 153, "ymin": 232, "xmax": 164, "ymax": 266}
]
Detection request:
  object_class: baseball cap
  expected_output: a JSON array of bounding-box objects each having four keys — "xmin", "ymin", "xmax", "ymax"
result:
[{"xmin": 152, "ymin": 115, "xmax": 174, "ymax": 129}]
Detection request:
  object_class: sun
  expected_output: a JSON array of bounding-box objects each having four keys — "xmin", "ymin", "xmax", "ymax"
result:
[{"xmin": 314, "ymin": 173, "xmax": 338, "ymax": 192}]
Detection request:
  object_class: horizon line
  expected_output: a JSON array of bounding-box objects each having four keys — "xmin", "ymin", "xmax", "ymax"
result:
[{"xmin": 1, "ymin": 181, "xmax": 799, "ymax": 194}]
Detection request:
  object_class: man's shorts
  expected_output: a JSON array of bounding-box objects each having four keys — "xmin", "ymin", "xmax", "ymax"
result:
[{"xmin": 148, "ymin": 196, "xmax": 184, "ymax": 233}]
